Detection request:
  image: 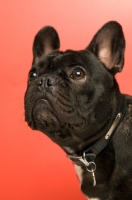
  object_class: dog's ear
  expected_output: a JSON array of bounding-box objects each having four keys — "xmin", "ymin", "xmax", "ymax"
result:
[
  {"xmin": 86, "ymin": 21, "xmax": 125, "ymax": 74},
  {"xmin": 32, "ymin": 26, "xmax": 60, "ymax": 64}
]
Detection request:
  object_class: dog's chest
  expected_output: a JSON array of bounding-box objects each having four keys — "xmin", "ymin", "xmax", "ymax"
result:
[
  {"xmin": 74, "ymin": 164, "xmax": 83, "ymax": 182},
  {"xmin": 74, "ymin": 164, "xmax": 101, "ymax": 200},
  {"xmin": 89, "ymin": 199, "xmax": 101, "ymax": 200}
]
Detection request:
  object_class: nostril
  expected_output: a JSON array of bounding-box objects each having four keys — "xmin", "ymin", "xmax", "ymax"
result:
[{"xmin": 47, "ymin": 78, "xmax": 54, "ymax": 87}]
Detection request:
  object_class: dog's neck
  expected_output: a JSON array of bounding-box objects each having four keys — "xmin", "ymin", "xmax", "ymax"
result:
[{"xmin": 67, "ymin": 95, "xmax": 127, "ymax": 167}]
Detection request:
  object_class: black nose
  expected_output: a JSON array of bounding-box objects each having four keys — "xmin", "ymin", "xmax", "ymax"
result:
[{"xmin": 38, "ymin": 76, "xmax": 58, "ymax": 90}]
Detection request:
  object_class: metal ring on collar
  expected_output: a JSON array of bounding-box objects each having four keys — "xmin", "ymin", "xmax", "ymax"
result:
[{"xmin": 86, "ymin": 162, "xmax": 96, "ymax": 172}]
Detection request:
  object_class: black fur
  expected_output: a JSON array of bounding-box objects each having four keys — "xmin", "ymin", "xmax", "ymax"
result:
[{"xmin": 24, "ymin": 21, "xmax": 132, "ymax": 200}]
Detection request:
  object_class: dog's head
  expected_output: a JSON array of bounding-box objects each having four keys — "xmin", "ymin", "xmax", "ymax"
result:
[{"xmin": 24, "ymin": 21, "xmax": 125, "ymax": 153}]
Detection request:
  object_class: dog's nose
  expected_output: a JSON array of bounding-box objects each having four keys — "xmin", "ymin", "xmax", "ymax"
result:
[{"xmin": 38, "ymin": 76, "xmax": 58, "ymax": 90}]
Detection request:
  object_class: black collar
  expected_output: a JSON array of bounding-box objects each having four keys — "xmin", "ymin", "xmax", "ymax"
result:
[{"xmin": 67, "ymin": 95, "xmax": 127, "ymax": 167}]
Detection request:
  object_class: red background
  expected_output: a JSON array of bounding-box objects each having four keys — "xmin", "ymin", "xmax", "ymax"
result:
[{"xmin": 0, "ymin": 1, "xmax": 132, "ymax": 200}]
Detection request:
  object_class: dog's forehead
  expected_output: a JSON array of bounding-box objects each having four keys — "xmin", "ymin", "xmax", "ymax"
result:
[
  {"xmin": 53, "ymin": 50, "xmax": 91, "ymax": 66},
  {"xmin": 34, "ymin": 50, "xmax": 92, "ymax": 70}
]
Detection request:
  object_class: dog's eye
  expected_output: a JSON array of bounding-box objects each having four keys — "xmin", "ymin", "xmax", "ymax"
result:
[
  {"xmin": 28, "ymin": 70, "xmax": 37, "ymax": 83},
  {"xmin": 71, "ymin": 68, "xmax": 86, "ymax": 81},
  {"xmin": 29, "ymin": 71, "xmax": 37, "ymax": 79}
]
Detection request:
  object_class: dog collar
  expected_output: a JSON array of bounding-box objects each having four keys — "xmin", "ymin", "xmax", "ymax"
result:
[{"xmin": 67, "ymin": 95, "xmax": 127, "ymax": 167}]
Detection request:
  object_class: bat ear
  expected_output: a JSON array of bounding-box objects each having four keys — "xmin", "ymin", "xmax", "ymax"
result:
[
  {"xmin": 86, "ymin": 21, "xmax": 125, "ymax": 74},
  {"xmin": 32, "ymin": 26, "xmax": 60, "ymax": 64}
]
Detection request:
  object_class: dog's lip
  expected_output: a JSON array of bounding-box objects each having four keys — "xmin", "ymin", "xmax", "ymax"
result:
[
  {"xmin": 33, "ymin": 98, "xmax": 50, "ymax": 108},
  {"xmin": 35, "ymin": 98, "xmax": 48, "ymax": 103},
  {"xmin": 50, "ymin": 132, "xmax": 71, "ymax": 140},
  {"xmin": 72, "ymin": 120, "xmax": 85, "ymax": 129},
  {"xmin": 49, "ymin": 132, "xmax": 77, "ymax": 146}
]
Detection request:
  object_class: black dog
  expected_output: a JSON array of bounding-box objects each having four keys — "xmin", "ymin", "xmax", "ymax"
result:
[{"xmin": 24, "ymin": 21, "xmax": 132, "ymax": 200}]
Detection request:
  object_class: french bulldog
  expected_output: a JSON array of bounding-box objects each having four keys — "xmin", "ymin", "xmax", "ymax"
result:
[{"xmin": 24, "ymin": 21, "xmax": 132, "ymax": 200}]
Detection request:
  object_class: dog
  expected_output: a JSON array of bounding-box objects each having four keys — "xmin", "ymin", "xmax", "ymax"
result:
[{"xmin": 24, "ymin": 21, "xmax": 132, "ymax": 200}]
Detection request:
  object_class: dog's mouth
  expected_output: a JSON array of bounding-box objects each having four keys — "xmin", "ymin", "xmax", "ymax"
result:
[
  {"xmin": 32, "ymin": 98, "xmax": 60, "ymax": 131},
  {"xmin": 27, "ymin": 96, "xmax": 86, "ymax": 139}
]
